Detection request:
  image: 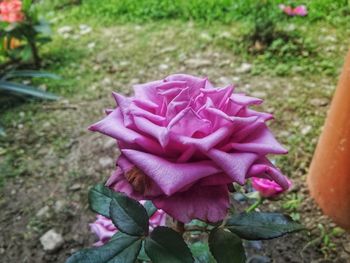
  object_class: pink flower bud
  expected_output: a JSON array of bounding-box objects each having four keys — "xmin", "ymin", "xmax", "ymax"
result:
[
  {"xmin": 89, "ymin": 201, "xmax": 166, "ymax": 246},
  {"xmin": 252, "ymin": 177, "xmax": 292, "ymax": 198},
  {"xmin": 293, "ymin": 5, "xmax": 308, "ymax": 16}
]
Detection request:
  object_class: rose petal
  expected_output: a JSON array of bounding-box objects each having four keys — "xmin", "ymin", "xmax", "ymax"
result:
[
  {"xmin": 153, "ymin": 184, "xmax": 229, "ymax": 223},
  {"xmin": 207, "ymin": 149, "xmax": 258, "ymax": 185},
  {"xmin": 224, "ymin": 125, "xmax": 288, "ymax": 155},
  {"xmin": 168, "ymin": 108, "xmax": 211, "ymax": 137},
  {"xmin": 133, "ymin": 116, "xmax": 169, "ymax": 147},
  {"xmin": 231, "ymin": 94, "xmax": 263, "ymax": 106},
  {"xmin": 248, "ymin": 158, "xmax": 290, "ymax": 190},
  {"xmin": 89, "ymin": 109, "xmax": 164, "ymax": 155},
  {"xmin": 165, "ymin": 74, "xmax": 207, "ymax": 93},
  {"xmin": 133, "ymin": 80, "xmax": 164, "ymax": 102},
  {"xmin": 122, "ymin": 149, "xmax": 221, "ymax": 195},
  {"xmin": 174, "ymin": 126, "xmax": 233, "ymax": 152}
]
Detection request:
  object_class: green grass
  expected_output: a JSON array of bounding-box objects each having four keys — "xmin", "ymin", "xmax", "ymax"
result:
[{"xmin": 42, "ymin": 0, "xmax": 350, "ymax": 25}]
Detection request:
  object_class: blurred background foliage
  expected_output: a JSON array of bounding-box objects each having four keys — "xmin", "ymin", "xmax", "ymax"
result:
[{"xmin": 44, "ymin": 0, "xmax": 349, "ymax": 24}]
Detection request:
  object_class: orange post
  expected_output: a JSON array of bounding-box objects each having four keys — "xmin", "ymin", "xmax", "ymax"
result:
[{"xmin": 308, "ymin": 50, "xmax": 350, "ymax": 230}]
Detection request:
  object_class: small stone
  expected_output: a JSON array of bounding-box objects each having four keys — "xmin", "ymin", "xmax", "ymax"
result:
[
  {"xmin": 158, "ymin": 64, "xmax": 169, "ymax": 71},
  {"xmin": 119, "ymin": 61, "xmax": 130, "ymax": 67},
  {"xmin": 130, "ymin": 78, "xmax": 140, "ymax": 85},
  {"xmin": 99, "ymin": 157, "xmax": 114, "ymax": 169},
  {"xmin": 36, "ymin": 206, "xmax": 50, "ymax": 218},
  {"xmin": 87, "ymin": 42, "xmax": 96, "ymax": 49},
  {"xmin": 236, "ymin": 63, "xmax": 252, "ymax": 74},
  {"xmin": 79, "ymin": 24, "xmax": 92, "ymax": 35},
  {"xmin": 301, "ymin": 125, "xmax": 312, "ymax": 135},
  {"xmin": 178, "ymin": 53, "xmax": 187, "ymax": 62},
  {"xmin": 159, "ymin": 46, "xmax": 177, "ymax": 54},
  {"xmin": 324, "ymin": 35, "xmax": 337, "ymax": 42},
  {"xmin": 101, "ymin": 77, "xmax": 112, "ymax": 85},
  {"xmin": 286, "ymin": 23, "xmax": 296, "ymax": 32},
  {"xmin": 310, "ymin": 98, "xmax": 328, "ymax": 107},
  {"xmin": 62, "ymin": 33, "xmax": 71, "ymax": 39},
  {"xmin": 42, "ymin": 122, "xmax": 51, "ymax": 129},
  {"xmin": 185, "ymin": 58, "xmax": 212, "ymax": 69},
  {"xmin": 232, "ymin": 76, "xmax": 241, "ymax": 82},
  {"xmin": 69, "ymin": 183, "xmax": 82, "ymax": 191},
  {"xmin": 199, "ymin": 32, "xmax": 212, "ymax": 41},
  {"xmin": 103, "ymin": 138, "xmax": 116, "ymax": 150},
  {"xmin": 40, "ymin": 229, "xmax": 64, "ymax": 252},
  {"xmin": 219, "ymin": 31, "xmax": 231, "ymax": 38},
  {"xmin": 54, "ymin": 200, "xmax": 66, "ymax": 213},
  {"xmin": 243, "ymin": 84, "xmax": 251, "ymax": 90},
  {"xmin": 39, "ymin": 84, "xmax": 47, "ymax": 91},
  {"xmin": 57, "ymin": 26, "xmax": 73, "ymax": 35},
  {"xmin": 218, "ymin": 76, "xmax": 232, "ymax": 86}
]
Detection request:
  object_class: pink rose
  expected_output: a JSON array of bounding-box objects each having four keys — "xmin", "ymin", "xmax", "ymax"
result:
[
  {"xmin": 0, "ymin": 0, "xmax": 24, "ymax": 23},
  {"xmin": 90, "ymin": 201, "xmax": 166, "ymax": 246},
  {"xmin": 279, "ymin": 4, "xmax": 294, "ymax": 16},
  {"xmin": 293, "ymin": 5, "xmax": 307, "ymax": 16},
  {"xmin": 252, "ymin": 177, "xmax": 292, "ymax": 198},
  {"xmin": 279, "ymin": 4, "xmax": 308, "ymax": 17},
  {"xmin": 90, "ymin": 74, "xmax": 289, "ymax": 223}
]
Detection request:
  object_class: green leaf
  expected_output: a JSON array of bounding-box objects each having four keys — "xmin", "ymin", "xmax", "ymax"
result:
[
  {"xmin": 88, "ymin": 184, "xmax": 121, "ymax": 218},
  {"xmin": 22, "ymin": 0, "xmax": 32, "ymax": 12},
  {"xmin": 189, "ymin": 242, "xmax": 216, "ymax": 263},
  {"xmin": 137, "ymin": 241, "xmax": 151, "ymax": 261},
  {"xmin": 145, "ymin": 226, "xmax": 194, "ymax": 263},
  {"xmin": 0, "ymin": 80, "xmax": 59, "ymax": 100},
  {"xmin": 0, "ymin": 125, "xmax": 6, "ymax": 137},
  {"xmin": 209, "ymin": 228, "xmax": 246, "ymax": 263},
  {"xmin": 66, "ymin": 232, "xmax": 141, "ymax": 263},
  {"xmin": 3, "ymin": 70, "xmax": 60, "ymax": 80},
  {"xmin": 21, "ymin": 45, "xmax": 33, "ymax": 61},
  {"xmin": 110, "ymin": 194, "xmax": 149, "ymax": 236},
  {"xmin": 144, "ymin": 200, "xmax": 157, "ymax": 217},
  {"xmin": 226, "ymin": 212, "xmax": 304, "ymax": 240},
  {"xmin": 34, "ymin": 19, "xmax": 52, "ymax": 36}
]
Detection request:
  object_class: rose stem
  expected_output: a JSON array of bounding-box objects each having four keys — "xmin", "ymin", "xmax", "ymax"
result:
[{"xmin": 246, "ymin": 197, "xmax": 264, "ymax": 213}]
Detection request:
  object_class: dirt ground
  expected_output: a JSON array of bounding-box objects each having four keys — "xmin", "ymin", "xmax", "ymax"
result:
[{"xmin": 1, "ymin": 24, "xmax": 350, "ymax": 262}]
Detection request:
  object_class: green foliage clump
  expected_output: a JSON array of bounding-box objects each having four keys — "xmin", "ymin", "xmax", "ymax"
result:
[{"xmin": 0, "ymin": 0, "xmax": 52, "ymax": 67}]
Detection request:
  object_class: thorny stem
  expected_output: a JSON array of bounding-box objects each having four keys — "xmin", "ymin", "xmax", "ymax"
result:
[
  {"xmin": 246, "ymin": 196, "xmax": 264, "ymax": 213},
  {"xmin": 28, "ymin": 37, "xmax": 41, "ymax": 68}
]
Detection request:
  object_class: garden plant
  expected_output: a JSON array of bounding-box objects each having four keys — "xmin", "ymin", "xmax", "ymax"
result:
[
  {"xmin": 0, "ymin": 0, "xmax": 58, "ymax": 133},
  {"xmin": 67, "ymin": 74, "xmax": 303, "ymax": 263},
  {"xmin": 0, "ymin": 0, "xmax": 52, "ymax": 67}
]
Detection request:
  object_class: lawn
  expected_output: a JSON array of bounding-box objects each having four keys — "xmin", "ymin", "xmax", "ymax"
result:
[{"xmin": 0, "ymin": 0, "xmax": 350, "ymax": 262}]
